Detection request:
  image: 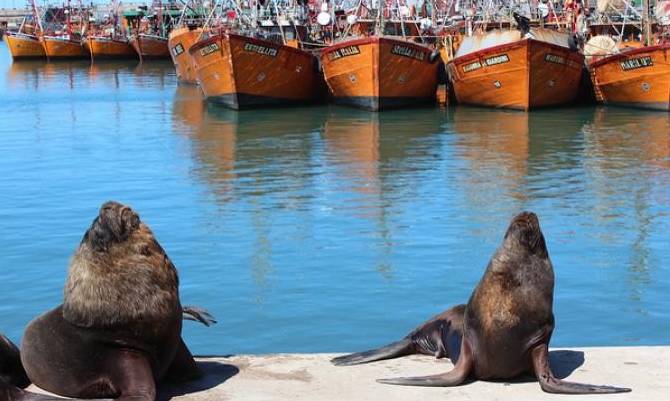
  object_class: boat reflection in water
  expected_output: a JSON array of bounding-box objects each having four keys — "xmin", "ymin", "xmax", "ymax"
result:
[{"xmin": 172, "ymin": 85, "xmax": 329, "ymax": 202}]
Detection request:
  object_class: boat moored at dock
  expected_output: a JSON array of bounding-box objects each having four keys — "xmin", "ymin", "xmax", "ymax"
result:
[
  {"xmin": 321, "ymin": 36, "xmax": 440, "ymax": 111},
  {"xmin": 5, "ymin": 31, "xmax": 45, "ymax": 59},
  {"xmin": 190, "ymin": 33, "xmax": 325, "ymax": 109},
  {"xmin": 589, "ymin": 43, "xmax": 670, "ymax": 111},
  {"xmin": 84, "ymin": 35, "xmax": 137, "ymax": 60},
  {"xmin": 447, "ymin": 27, "xmax": 584, "ymax": 110},
  {"xmin": 130, "ymin": 33, "xmax": 170, "ymax": 60},
  {"xmin": 41, "ymin": 35, "xmax": 87, "ymax": 59},
  {"xmin": 168, "ymin": 26, "xmax": 204, "ymax": 84}
]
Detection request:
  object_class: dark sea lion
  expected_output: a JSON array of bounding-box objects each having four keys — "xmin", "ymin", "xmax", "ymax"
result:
[
  {"xmin": 333, "ymin": 212, "xmax": 631, "ymax": 394},
  {"xmin": 1, "ymin": 201, "xmax": 210, "ymax": 401},
  {"xmin": 0, "ymin": 334, "xmax": 29, "ymax": 389}
]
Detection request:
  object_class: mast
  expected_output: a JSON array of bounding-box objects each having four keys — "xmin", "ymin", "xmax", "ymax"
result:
[{"xmin": 642, "ymin": 0, "xmax": 651, "ymax": 46}]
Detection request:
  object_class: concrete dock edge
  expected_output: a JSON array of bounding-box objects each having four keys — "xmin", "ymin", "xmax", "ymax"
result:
[{"xmin": 27, "ymin": 347, "xmax": 668, "ymax": 400}]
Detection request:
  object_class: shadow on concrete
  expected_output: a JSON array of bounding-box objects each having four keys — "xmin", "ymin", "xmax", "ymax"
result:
[
  {"xmin": 493, "ymin": 350, "xmax": 586, "ymax": 385},
  {"xmin": 158, "ymin": 361, "xmax": 239, "ymax": 401},
  {"xmin": 549, "ymin": 350, "xmax": 585, "ymax": 379}
]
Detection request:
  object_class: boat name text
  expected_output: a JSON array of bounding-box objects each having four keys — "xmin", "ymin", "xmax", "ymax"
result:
[
  {"xmin": 391, "ymin": 44, "xmax": 426, "ymax": 61},
  {"xmin": 171, "ymin": 43, "xmax": 185, "ymax": 57},
  {"xmin": 199, "ymin": 43, "xmax": 220, "ymax": 57},
  {"xmin": 485, "ymin": 54, "xmax": 509, "ymax": 66},
  {"xmin": 620, "ymin": 56, "xmax": 653, "ymax": 71},
  {"xmin": 545, "ymin": 53, "xmax": 581, "ymax": 69},
  {"xmin": 463, "ymin": 61, "xmax": 482, "ymax": 73},
  {"xmin": 327, "ymin": 45, "xmax": 361, "ymax": 61},
  {"xmin": 244, "ymin": 42, "xmax": 279, "ymax": 57}
]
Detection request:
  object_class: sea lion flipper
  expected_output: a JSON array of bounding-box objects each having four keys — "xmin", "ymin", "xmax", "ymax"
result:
[
  {"xmin": 182, "ymin": 306, "xmax": 217, "ymax": 327},
  {"xmin": 331, "ymin": 339, "xmax": 413, "ymax": 366},
  {"xmin": 376, "ymin": 337, "xmax": 473, "ymax": 387},
  {"xmin": 531, "ymin": 344, "xmax": 631, "ymax": 394}
]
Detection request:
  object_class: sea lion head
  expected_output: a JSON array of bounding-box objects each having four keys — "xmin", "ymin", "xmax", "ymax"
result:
[
  {"xmin": 63, "ymin": 201, "xmax": 180, "ymax": 329},
  {"xmin": 83, "ymin": 201, "xmax": 141, "ymax": 252},
  {"xmin": 503, "ymin": 211, "xmax": 548, "ymax": 258}
]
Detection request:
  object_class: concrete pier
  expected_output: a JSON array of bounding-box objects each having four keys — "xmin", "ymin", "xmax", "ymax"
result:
[{"xmin": 25, "ymin": 347, "xmax": 669, "ymax": 400}]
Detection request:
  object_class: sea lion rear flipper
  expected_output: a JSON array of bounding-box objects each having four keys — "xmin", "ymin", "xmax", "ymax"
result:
[
  {"xmin": 331, "ymin": 339, "xmax": 414, "ymax": 366},
  {"xmin": 182, "ymin": 306, "xmax": 217, "ymax": 327},
  {"xmin": 531, "ymin": 344, "xmax": 631, "ymax": 394},
  {"xmin": 376, "ymin": 337, "xmax": 473, "ymax": 387}
]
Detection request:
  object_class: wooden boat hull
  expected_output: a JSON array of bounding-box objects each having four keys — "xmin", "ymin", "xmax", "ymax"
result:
[
  {"xmin": 447, "ymin": 38, "xmax": 584, "ymax": 110},
  {"xmin": 84, "ymin": 36, "xmax": 137, "ymax": 60},
  {"xmin": 42, "ymin": 36, "xmax": 87, "ymax": 59},
  {"xmin": 589, "ymin": 45, "xmax": 670, "ymax": 111},
  {"xmin": 5, "ymin": 32, "xmax": 45, "ymax": 59},
  {"xmin": 168, "ymin": 27, "xmax": 203, "ymax": 84},
  {"xmin": 190, "ymin": 33, "xmax": 325, "ymax": 109},
  {"xmin": 321, "ymin": 36, "xmax": 439, "ymax": 111},
  {"xmin": 131, "ymin": 34, "xmax": 170, "ymax": 59}
]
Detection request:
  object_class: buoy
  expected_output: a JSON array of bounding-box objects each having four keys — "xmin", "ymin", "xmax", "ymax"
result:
[
  {"xmin": 317, "ymin": 12, "xmax": 331, "ymax": 26},
  {"xmin": 346, "ymin": 14, "xmax": 357, "ymax": 25}
]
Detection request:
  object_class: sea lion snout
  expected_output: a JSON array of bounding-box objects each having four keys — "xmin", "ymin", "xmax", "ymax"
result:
[
  {"xmin": 85, "ymin": 201, "xmax": 141, "ymax": 251},
  {"xmin": 511, "ymin": 211, "xmax": 539, "ymax": 228}
]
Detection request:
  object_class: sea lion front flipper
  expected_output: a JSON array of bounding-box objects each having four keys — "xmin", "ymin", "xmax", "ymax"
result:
[
  {"xmin": 376, "ymin": 337, "xmax": 473, "ymax": 387},
  {"xmin": 182, "ymin": 306, "xmax": 217, "ymax": 327},
  {"xmin": 331, "ymin": 339, "xmax": 414, "ymax": 366},
  {"xmin": 531, "ymin": 344, "xmax": 631, "ymax": 394}
]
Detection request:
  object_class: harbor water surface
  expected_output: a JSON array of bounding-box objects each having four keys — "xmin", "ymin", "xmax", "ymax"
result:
[{"xmin": 1, "ymin": 42, "xmax": 669, "ymax": 355}]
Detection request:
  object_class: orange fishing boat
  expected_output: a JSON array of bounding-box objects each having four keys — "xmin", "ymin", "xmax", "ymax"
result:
[
  {"xmin": 42, "ymin": 35, "xmax": 87, "ymax": 59},
  {"xmin": 321, "ymin": 36, "xmax": 440, "ymax": 111},
  {"xmin": 84, "ymin": 35, "xmax": 137, "ymax": 60},
  {"xmin": 589, "ymin": 44, "xmax": 670, "ymax": 110},
  {"xmin": 5, "ymin": 31, "xmax": 46, "ymax": 59},
  {"xmin": 168, "ymin": 26, "xmax": 203, "ymax": 84},
  {"xmin": 588, "ymin": 0, "xmax": 670, "ymax": 111},
  {"xmin": 447, "ymin": 28, "xmax": 584, "ymax": 110},
  {"xmin": 189, "ymin": 33, "xmax": 325, "ymax": 109},
  {"xmin": 130, "ymin": 33, "xmax": 170, "ymax": 60}
]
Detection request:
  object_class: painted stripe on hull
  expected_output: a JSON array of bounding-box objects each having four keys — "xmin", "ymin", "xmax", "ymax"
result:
[
  {"xmin": 333, "ymin": 96, "xmax": 436, "ymax": 111},
  {"xmin": 209, "ymin": 93, "xmax": 320, "ymax": 110}
]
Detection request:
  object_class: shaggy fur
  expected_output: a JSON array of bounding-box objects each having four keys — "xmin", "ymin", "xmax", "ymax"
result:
[{"xmin": 62, "ymin": 201, "xmax": 180, "ymax": 328}]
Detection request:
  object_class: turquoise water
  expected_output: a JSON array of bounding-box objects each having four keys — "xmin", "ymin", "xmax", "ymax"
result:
[{"xmin": 0, "ymin": 42, "xmax": 669, "ymax": 355}]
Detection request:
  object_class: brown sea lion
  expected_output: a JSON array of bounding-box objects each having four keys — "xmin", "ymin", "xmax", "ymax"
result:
[
  {"xmin": 1, "ymin": 201, "xmax": 211, "ymax": 401},
  {"xmin": 333, "ymin": 212, "xmax": 631, "ymax": 394}
]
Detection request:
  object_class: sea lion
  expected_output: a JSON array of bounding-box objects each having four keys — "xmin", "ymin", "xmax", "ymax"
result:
[
  {"xmin": 1, "ymin": 201, "xmax": 210, "ymax": 401},
  {"xmin": 333, "ymin": 212, "xmax": 631, "ymax": 394},
  {"xmin": 0, "ymin": 334, "xmax": 29, "ymax": 389}
]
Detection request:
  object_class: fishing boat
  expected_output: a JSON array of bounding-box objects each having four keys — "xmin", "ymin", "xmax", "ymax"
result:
[
  {"xmin": 84, "ymin": 35, "xmax": 136, "ymax": 60},
  {"xmin": 41, "ymin": 1, "xmax": 88, "ymax": 59},
  {"xmin": 190, "ymin": 32, "xmax": 324, "ymax": 109},
  {"xmin": 321, "ymin": 36, "xmax": 440, "ymax": 111},
  {"xmin": 168, "ymin": 26, "xmax": 204, "ymax": 83},
  {"xmin": 319, "ymin": 1, "xmax": 440, "ymax": 111},
  {"xmin": 5, "ymin": 1, "xmax": 45, "ymax": 59},
  {"xmin": 446, "ymin": 15, "xmax": 584, "ymax": 110},
  {"xmin": 84, "ymin": 0, "xmax": 136, "ymax": 61},
  {"xmin": 41, "ymin": 35, "xmax": 87, "ymax": 58},
  {"xmin": 5, "ymin": 31, "xmax": 46, "ymax": 59},
  {"xmin": 130, "ymin": 33, "xmax": 170, "ymax": 59},
  {"xmin": 127, "ymin": 1, "xmax": 173, "ymax": 60},
  {"xmin": 588, "ymin": 0, "xmax": 670, "ymax": 110}
]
